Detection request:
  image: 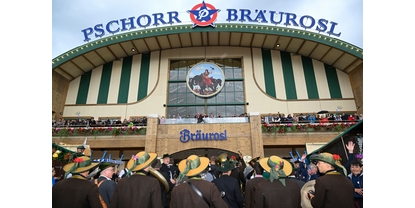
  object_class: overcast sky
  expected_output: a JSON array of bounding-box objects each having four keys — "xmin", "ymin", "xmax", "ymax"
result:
[{"xmin": 52, "ymin": 0, "xmax": 363, "ymax": 59}]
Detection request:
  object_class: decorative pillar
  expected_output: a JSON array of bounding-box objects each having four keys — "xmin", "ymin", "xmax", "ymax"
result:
[
  {"xmin": 145, "ymin": 114, "xmax": 159, "ymax": 152},
  {"xmin": 249, "ymin": 112, "xmax": 264, "ymax": 158}
]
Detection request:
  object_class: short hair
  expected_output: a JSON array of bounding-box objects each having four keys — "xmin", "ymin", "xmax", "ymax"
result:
[
  {"xmin": 350, "ymin": 160, "xmax": 363, "ymax": 167},
  {"xmin": 253, "ymin": 162, "xmax": 264, "ymax": 175},
  {"xmin": 210, "ymin": 156, "xmax": 217, "ymax": 162}
]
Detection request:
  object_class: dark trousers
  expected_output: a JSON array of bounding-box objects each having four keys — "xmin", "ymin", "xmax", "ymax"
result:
[{"xmin": 354, "ymin": 198, "xmax": 363, "ymax": 208}]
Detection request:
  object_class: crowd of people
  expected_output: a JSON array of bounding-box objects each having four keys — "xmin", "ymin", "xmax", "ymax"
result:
[
  {"xmin": 52, "ymin": 141, "xmax": 363, "ymax": 208},
  {"xmin": 261, "ymin": 112, "xmax": 363, "ymax": 124},
  {"xmin": 52, "ymin": 111, "xmax": 362, "ymax": 128},
  {"xmin": 52, "ymin": 116, "xmax": 148, "ymax": 128}
]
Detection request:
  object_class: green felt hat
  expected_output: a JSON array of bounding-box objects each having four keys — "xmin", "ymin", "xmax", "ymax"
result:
[
  {"xmin": 309, "ymin": 152, "xmax": 347, "ymax": 175},
  {"xmin": 218, "ymin": 160, "xmax": 234, "ymax": 173}
]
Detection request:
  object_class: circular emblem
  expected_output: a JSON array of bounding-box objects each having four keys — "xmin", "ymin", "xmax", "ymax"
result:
[
  {"xmin": 186, "ymin": 62, "xmax": 225, "ymax": 97},
  {"xmin": 188, "ymin": 2, "xmax": 220, "ymax": 27}
]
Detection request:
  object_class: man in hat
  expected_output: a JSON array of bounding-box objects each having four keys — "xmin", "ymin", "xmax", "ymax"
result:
[
  {"xmin": 169, "ymin": 155, "xmax": 228, "ymax": 208},
  {"xmin": 93, "ymin": 163, "xmax": 117, "ymax": 208},
  {"xmin": 253, "ymin": 155, "xmax": 301, "ymax": 208},
  {"xmin": 109, "ymin": 151, "xmax": 163, "ymax": 208},
  {"xmin": 212, "ymin": 160, "xmax": 244, "ymax": 208},
  {"xmin": 244, "ymin": 161, "xmax": 267, "ymax": 208},
  {"xmin": 306, "ymin": 152, "xmax": 355, "ymax": 208},
  {"xmin": 160, "ymin": 154, "xmax": 179, "ymax": 186},
  {"xmin": 52, "ymin": 156, "xmax": 103, "ymax": 208}
]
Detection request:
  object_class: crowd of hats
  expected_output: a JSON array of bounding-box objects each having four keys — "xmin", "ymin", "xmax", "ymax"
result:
[{"xmin": 61, "ymin": 147, "xmax": 349, "ymax": 184}]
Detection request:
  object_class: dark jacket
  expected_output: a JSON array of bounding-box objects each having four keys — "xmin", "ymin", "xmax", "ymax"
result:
[
  {"xmin": 149, "ymin": 170, "xmax": 171, "ymax": 208},
  {"xmin": 347, "ymin": 172, "xmax": 363, "ymax": 199},
  {"xmin": 244, "ymin": 176, "xmax": 267, "ymax": 208},
  {"xmin": 169, "ymin": 178, "xmax": 228, "ymax": 208},
  {"xmin": 52, "ymin": 175, "xmax": 103, "ymax": 208},
  {"xmin": 311, "ymin": 172, "xmax": 354, "ymax": 208},
  {"xmin": 212, "ymin": 175, "xmax": 244, "ymax": 208},
  {"xmin": 254, "ymin": 177, "xmax": 301, "ymax": 208},
  {"xmin": 230, "ymin": 167, "xmax": 246, "ymax": 193},
  {"xmin": 109, "ymin": 173, "xmax": 163, "ymax": 208},
  {"xmin": 95, "ymin": 176, "xmax": 116, "ymax": 207}
]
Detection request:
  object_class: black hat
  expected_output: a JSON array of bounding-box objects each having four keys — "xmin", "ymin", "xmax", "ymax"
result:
[
  {"xmin": 162, "ymin": 154, "xmax": 171, "ymax": 159},
  {"xmin": 99, "ymin": 162, "xmax": 116, "ymax": 171}
]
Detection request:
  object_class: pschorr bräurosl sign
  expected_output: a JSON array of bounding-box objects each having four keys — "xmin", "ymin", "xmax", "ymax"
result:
[
  {"xmin": 81, "ymin": 1, "xmax": 342, "ymax": 42},
  {"xmin": 180, "ymin": 129, "xmax": 227, "ymax": 143},
  {"xmin": 186, "ymin": 62, "xmax": 225, "ymax": 97}
]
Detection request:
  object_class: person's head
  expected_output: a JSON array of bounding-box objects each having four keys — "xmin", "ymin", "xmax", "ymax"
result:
[
  {"xmin": 350, "ymin": 160, "xmax": 363, "ymax": 176},
  {"xmin": 77, "ymin": 146, "xmax": 85, "ymax": 153},
  {"xmin": 259, "ymin": 156, "xmax": 292, "ymax": 183},
  {"xmin": 152, "ymin": 158, "xmax": 162, "ymax": 170},
  {"xmin": 309, "ymin": 163, "xmax": 317, "ymax": 174},
  {"xmin": 210, "ymin": 156, "xmax": 217, "ymax": 164},
  {"xmin": 310, "ymin": 152, "xmax": 347, "ymax": 175},
  {"xmin": 162, "ymin": 154, "xmax": 171, "ymax": 165},
  {"xmin": 177, "ymin": 155, "xmax": 210, "ymax": 182},
  {"xmin": 52, "ymin": 167, "xmax": 56, "ymax": 176},
  {"xmin": 63, "ymin": 156, "xmax": 100, "ymax": 178},
  {"xmin": 125, "ymin": 151, "xmax": 158, "ymax": 177},
  {"xmin": 99, "ymin": 163, "xmax": 115, "ymax": 178},
  {"xmin": 218, "ymin": 160, "xmax": 234, "ymax": 176},
  {"xmin": 253, "ymin": 161, "xmax": 264, "ymax": 175}
]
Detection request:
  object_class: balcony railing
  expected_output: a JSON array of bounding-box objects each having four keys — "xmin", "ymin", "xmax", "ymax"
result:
[
  {"xmin": 162, "ymin": 117, "xmax": 249, "ymax": 124},
  {"xmin": 261, "ymin": 122, "xmax": 358, "ymax": 134},
  {"xmin": 52, "ymin": 126, "xmax": 147, "ymax": 138}
]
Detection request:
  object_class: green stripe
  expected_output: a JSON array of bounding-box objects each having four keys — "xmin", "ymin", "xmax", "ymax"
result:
[
  {"xmin": 97, "ymin": 62, "xmax": 113, "ymax": 104},
  {"xmin": 76, "ymin": 71, "xmax": 92, "ymax": 104},
  {"xmin": 324, "ymin": 64, "xmax": 342, "ymax": 98},
  {"xmin": 261, "ymin": 49, "xmax": 276, "ymax": 97},
  {"xmin": 280, "ymin": 52, "xmax": 297, "ymax": 99},
  {"xmin": 118, "ymin": 56, "xmax": 133, "ymax": 103},
  {"xmin": 137, "ymin": 53, "xmax": 150, "ymax": 101},
  {"xmin": 301, "ymin": 56, "xmax": 319, "ymax": 99}
]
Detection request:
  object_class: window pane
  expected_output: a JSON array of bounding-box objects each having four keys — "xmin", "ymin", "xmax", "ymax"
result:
[
  {"xmin": 225, "ymin": 82, "xmax": 234, "ymax": 92},
  {"xmin": 236, "ymin": 105, "xmax": 245, "ymax": 116},
  {"xmin": 217, "ymin": 106, "xmax": 225, "ymax": 117},
  {"xmin": 216, "ymin": 92, "xmax": 225, "ymax": 103},
  {"xmin": 207, "ymin": 95, "xmax": 216, "ymax": 104},
  {"xmin": 226, "ymin": 93, "xmax": 235, "ymax": 102},
  {"xmin": 234, "ymin": 67, "xmax": 242, "ymax": 78},
  {"xmin": 177, "ymin": 93, "xmax": 186, "ymax": 104},
  {"xmin": 178, "ymin": 68, "xmax": 187, "ymax": 80},
  {"xmin": 235, "ymin": 81, "xmax": 243, "ymax": 91},
  {"xmin": 207, "ymin": 106, "xmax": 216, "ymax": 116},
  {"xmin": 235, "ymin": 92, "xmax": 244, "ymax": 103},
  {"xmin": 168, "ymin": 94, "xmax": 177, "ymax": 104},
  {"xmin": 226, "ymin": 106, "xmax": 236, "ymax": 117},
  {"xmin": 178, "ymin": 83, "xmax": 187, "ymax": 93},
  {"xmin": 169, "ymin": 83, "xmax": 178, "ymax": 93},
  {"xmin": 224, "ymin": 68, "xmax": 233, "ymax": 79},
  {"xmin": 170, "ymin": 69, "xmax": 178, "ymax": 81},
  {"xmin": 196, "ymin": 106, "xmax": 205, "ymax": 115},
  {"xmin": 167, "ymin": 107, "xmax": 177, "ymax": 118},
  {"xmin": 195, "ymin": 96, "xmax": 205, "ymax": 104},
  {"xmin": 186, "ymin": 94, "xmax": 196, "ymax": 104}
]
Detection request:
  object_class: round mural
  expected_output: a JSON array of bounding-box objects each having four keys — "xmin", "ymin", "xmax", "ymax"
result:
[{"xmin": 186, "ymin": 62, "xmax": 225, "ymax": 97}]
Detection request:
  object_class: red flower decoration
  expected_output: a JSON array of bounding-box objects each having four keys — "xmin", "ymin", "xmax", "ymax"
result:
[
  {"xmin": 231, "ymin": 156, "xmax": 236, "ymax": 160},
  {"xmin": 73, "ymin": 157, "xmax": 84, "ymax": 163},
  {"xmin": 333, "ymin": 154, "xmax": 341, "ymax": 161}
]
